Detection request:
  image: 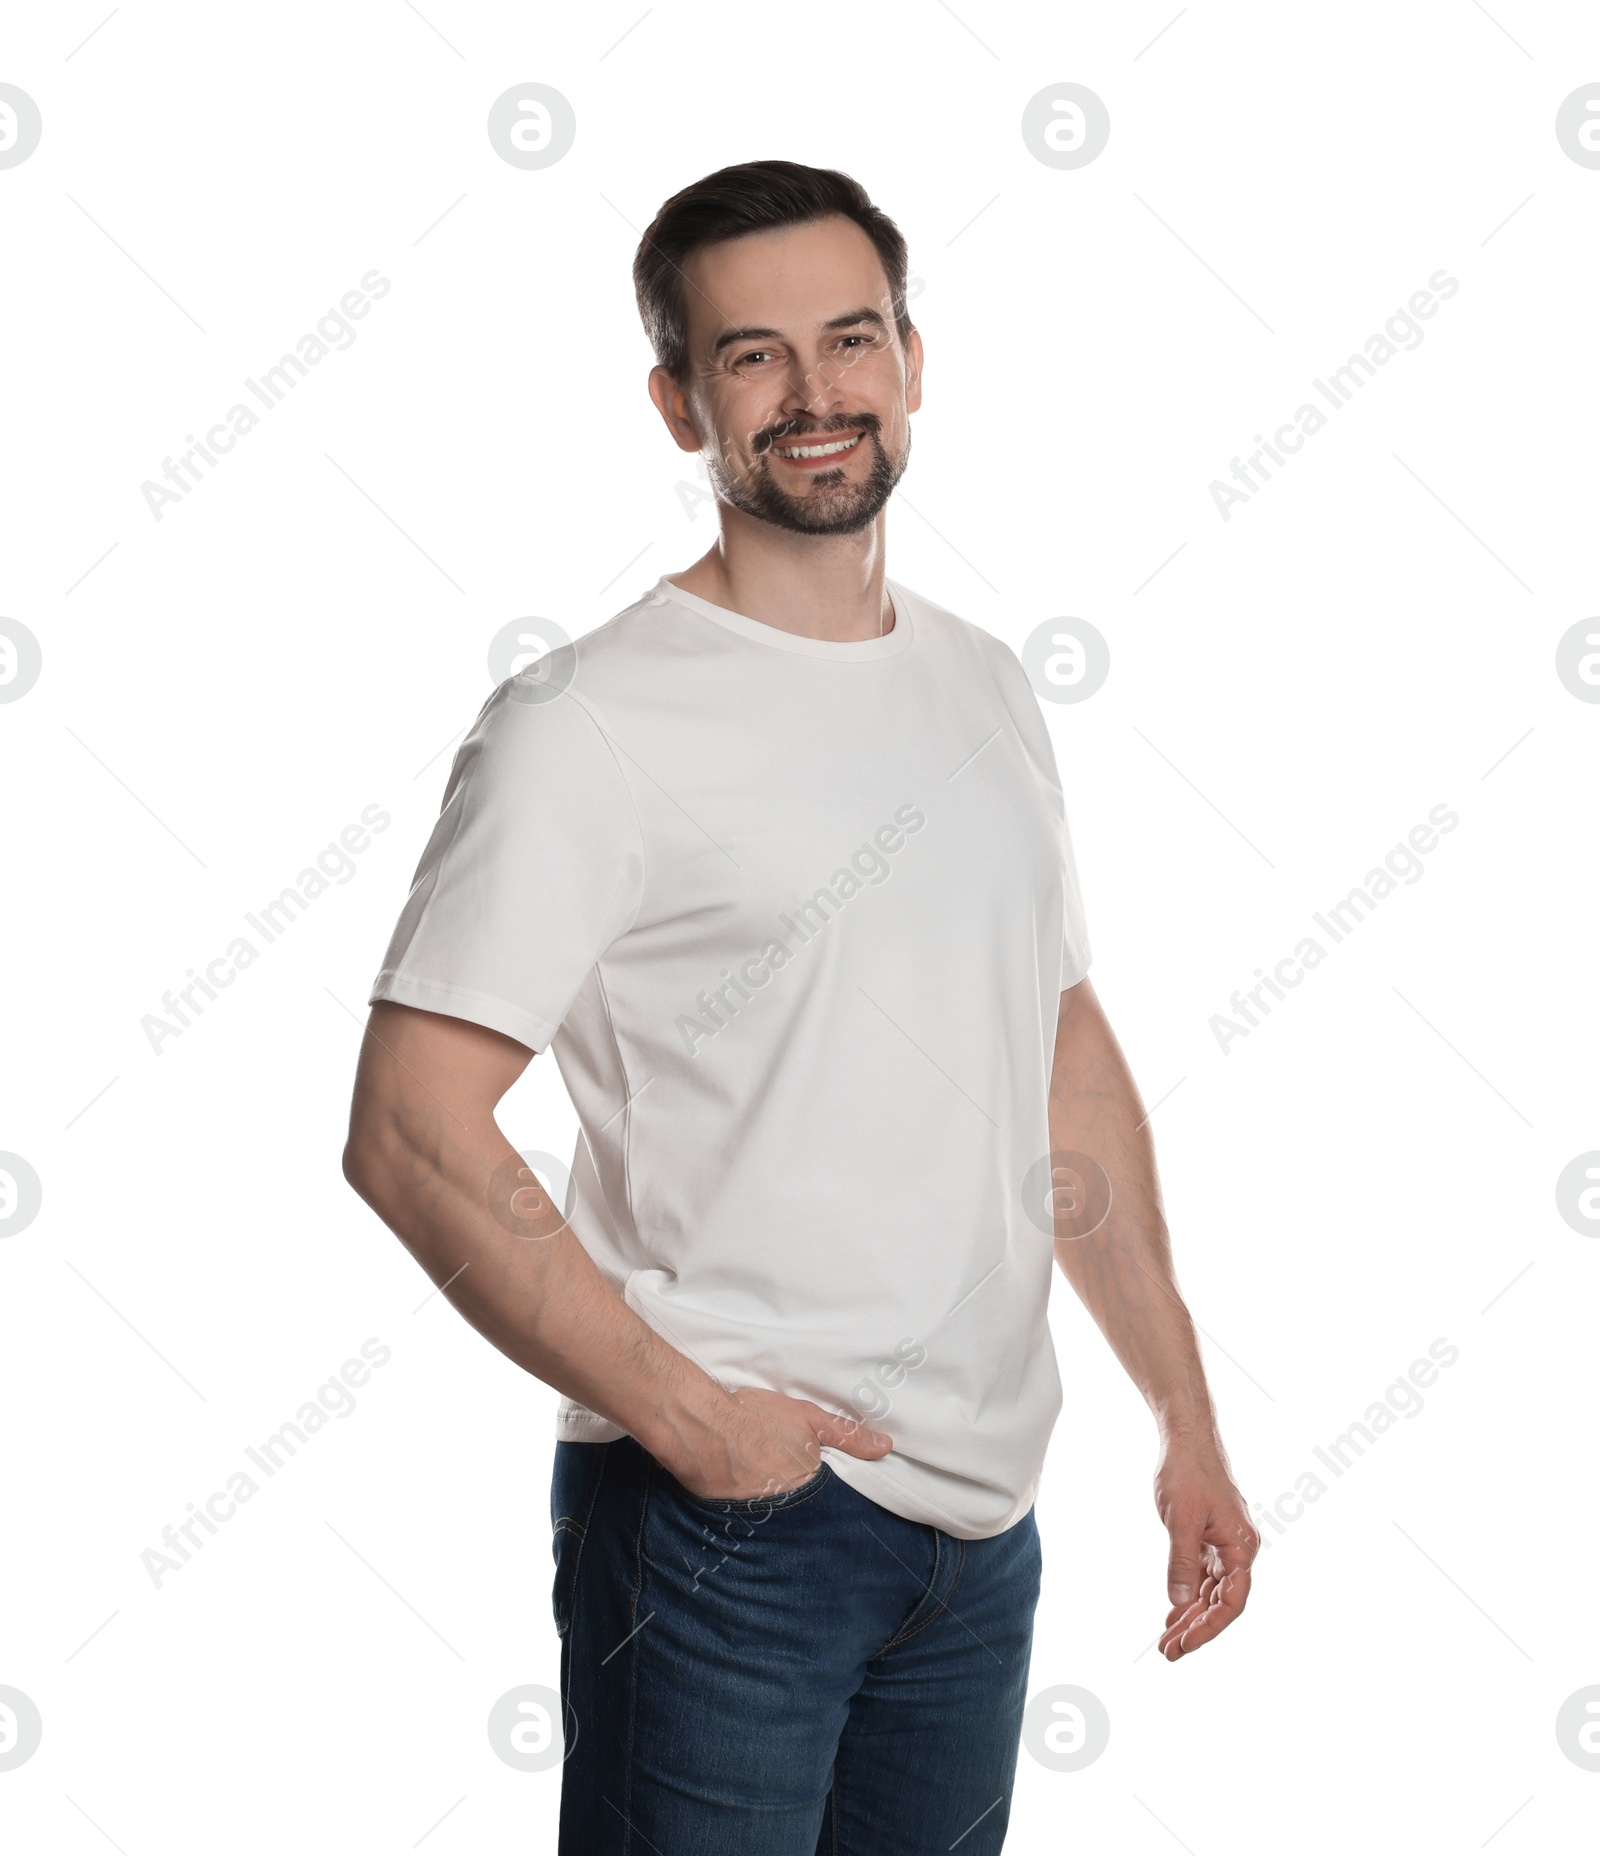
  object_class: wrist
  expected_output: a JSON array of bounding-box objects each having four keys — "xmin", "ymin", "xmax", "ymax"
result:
[
  {"xmin": 1154, "ymin": 1402, "xmax": 1223, "ymax": 1460},
  {"xmin": 630, "ymin": 1370, "xmax": 743, "ymax": 1478}
]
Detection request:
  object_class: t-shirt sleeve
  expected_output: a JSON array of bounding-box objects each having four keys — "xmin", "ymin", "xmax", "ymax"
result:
[
  {"xmin": 982, "ymin": 632, "xmax": 1093, "ymax": 992},
  {"xmin": 368, "ymin": 682, "xmax": 644, "ymax": 1052}
]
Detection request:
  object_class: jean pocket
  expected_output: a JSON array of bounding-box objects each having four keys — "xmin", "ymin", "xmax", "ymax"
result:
[
  {"xmin": 673, "ymin": 1458, "xmax": 833, "ymax": 1516},
  {"xmin": 551, "ymin": 1518, "xmax": 585, "ymax": 1639}
]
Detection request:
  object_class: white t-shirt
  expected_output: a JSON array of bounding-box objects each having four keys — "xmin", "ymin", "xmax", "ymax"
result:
[{"xmin": 369, "ymin": 574, "xmax": 1091, "ymax": 1539}]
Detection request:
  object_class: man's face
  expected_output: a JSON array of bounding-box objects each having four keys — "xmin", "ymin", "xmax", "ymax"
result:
[{"xmin": 650, "ymin": 214, "xmax": 922, "ymax": 536}]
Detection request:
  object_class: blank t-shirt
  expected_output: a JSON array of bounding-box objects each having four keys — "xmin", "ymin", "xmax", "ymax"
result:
[{"xmin": 369, "ymin": 574, "xmax": 1091, "ymax": 1539}]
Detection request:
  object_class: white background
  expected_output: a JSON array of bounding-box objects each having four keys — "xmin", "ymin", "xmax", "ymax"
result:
[{"xmin": 2, "ymin": 2, "xmax": 1597, "ymax": 1850}]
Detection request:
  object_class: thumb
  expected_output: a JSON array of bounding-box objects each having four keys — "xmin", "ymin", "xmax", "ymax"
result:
[
  {"xmin": 1167, "ymin": 1515, "xmax": 1204, "ymax": 1609},
  {"xmin": 809, "ymin": 1404, "xmax": 893, "ymax": 1459}
]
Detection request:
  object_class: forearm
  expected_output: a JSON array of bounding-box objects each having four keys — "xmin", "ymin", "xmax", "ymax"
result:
[
  {"xmin": 1047, "ymin": 982, "xmax": 1221, "ymax": 1452},
  {"xmin": 344, "ymin": 1112, "xmax": 737, "ymax": 1476}
]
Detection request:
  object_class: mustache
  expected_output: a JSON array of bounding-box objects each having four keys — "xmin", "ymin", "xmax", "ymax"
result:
[{"xmin": 751, "ymin": 414, "xmax": 881, "ymax": 455}]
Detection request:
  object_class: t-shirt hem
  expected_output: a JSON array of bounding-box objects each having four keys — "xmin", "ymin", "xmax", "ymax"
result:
[
  {"xmin": 822, "ymin": 1452, "xmax": 1038, "ymax": 1541},
  {"xmin": 367, "ymin": 971, "xmax": 559, "ymax": 1053},
  {"xmin": 555, "ymin": 1404, "xmax": 628, "ymax": 1444}
]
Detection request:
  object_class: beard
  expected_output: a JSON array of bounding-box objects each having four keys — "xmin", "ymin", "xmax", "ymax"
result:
[{"xmin": 707, "ymin": 413, "xmax": 909, "ymax": 536}]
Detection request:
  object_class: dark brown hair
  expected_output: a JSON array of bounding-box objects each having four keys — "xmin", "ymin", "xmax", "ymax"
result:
[{"xmin": 633, "ymin": 159, "xmax": 912, "ymax": 386}]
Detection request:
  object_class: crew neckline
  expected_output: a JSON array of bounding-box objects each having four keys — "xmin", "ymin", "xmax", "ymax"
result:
[{"xmin": 650, "ymin": 574, "xmax": 913, "ymax": 660}]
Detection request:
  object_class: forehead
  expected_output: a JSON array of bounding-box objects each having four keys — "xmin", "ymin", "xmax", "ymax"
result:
[{"xmin": 679, "ymin": 214, "xmax": 893, "ymax": 355}]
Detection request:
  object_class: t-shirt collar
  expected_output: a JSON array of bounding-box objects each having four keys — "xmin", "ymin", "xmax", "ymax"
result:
[{"xmin": 650, "ymin": 575, "xmax": 913, "ymax": 660}]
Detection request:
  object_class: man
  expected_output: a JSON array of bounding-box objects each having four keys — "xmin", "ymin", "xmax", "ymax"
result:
[{"xmin": 343, "ymin": 159, "xmax": 1257, "ymax": 1855}]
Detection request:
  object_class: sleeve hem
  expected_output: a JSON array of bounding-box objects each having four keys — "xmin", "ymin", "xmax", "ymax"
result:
[
  {"xmin": 367, "ymin": 971, "xmax": 560, "ymax": 1053},
  {"xmin": 1061, "ymin": 946, "xmax": 1093, "ymax": 990}
]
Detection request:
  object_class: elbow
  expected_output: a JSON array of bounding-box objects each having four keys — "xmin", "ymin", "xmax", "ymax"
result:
[
  {"xmin": 342, "ymin": 1120, "xmax": 400, "ymax": 1208},
  {"xmin": 343, "ymin": 1103, "xmax": 434, "ymax": 1229},
  {"xmin": 342, "ymin": 1135, "xmax": 377, "ymax": 1205}
]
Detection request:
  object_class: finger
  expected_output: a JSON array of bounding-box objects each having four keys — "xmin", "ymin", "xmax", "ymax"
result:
[
  {"xmin": 1168, "ymin": 1573, "xmax": 1250, "ymax": 1656},
  {"xmin": 1163, "ymin": 1567, "xmax": 1252, "ymax": 1658},
  {"xmin": 1158, "ymin": 1594, "xmax": 1207, "ymax": 1657},
  {"xmin": 1191, "ymin": 1516, "xmax": 1257, "ymax": 1622},
  {"xmin": 1215, "ymin": 1515, "xmax": 1260, "ymax": 1581},
  {"xmin": 809, "ymin": 1404, "xmax": 893, "ymax": 1458},
  {"xmin": 1164, "ymin": 1571, "xmax": 1217, "ymax": 1628},
  {"xmin": 1159, "ymin": 1573, "xmax": 1214, "ymax": 1642},
  {"xmin": 1165, "ymin": 1508, "xmax": 1207, "ymax": 1611},
  {"xmin": 770, "ymin": 1428, "xmax": 825, "ymax": 1479},
  {"xmin": 1160, "ymin": 1584, "xmax": 1219, "ymax": 1658}
]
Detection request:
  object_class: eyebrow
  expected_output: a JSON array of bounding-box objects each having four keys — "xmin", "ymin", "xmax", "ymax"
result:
[{"xmin": 709, "ymin": 306, "xmax": 888, "ymax": 359}]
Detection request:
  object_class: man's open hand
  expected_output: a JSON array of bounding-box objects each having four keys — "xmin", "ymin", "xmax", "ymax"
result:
[{"xmin": 1154, "ymin": 1442, "xmax": 1259, "ymax": 1660}]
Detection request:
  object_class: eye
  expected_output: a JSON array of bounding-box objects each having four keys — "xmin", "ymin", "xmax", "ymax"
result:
[{"xmin": 736, "ymin": 349, "xmax": 776, "ymax": 367}]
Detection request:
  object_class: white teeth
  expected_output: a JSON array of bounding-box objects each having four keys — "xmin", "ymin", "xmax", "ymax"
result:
[{"xmin": 774, "ymin": 434, "xmax": 861, "ymax": 458}]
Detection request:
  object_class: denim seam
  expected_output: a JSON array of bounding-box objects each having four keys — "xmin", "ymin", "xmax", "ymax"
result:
[
  {"xmin": 874, "ymin": 1527, "xmax": 944, "ymax": 1655},
  {"xmin": 553, "ymin": 1446, "xmax": 611, "ymax": 1637},
  {"xmin": 619, "ymin": 1455, "xmax": 657, "ymax": 1855},
  {"xmin": 879, "ymin": 1535, "xmax": 970, "ymax": 1655}
]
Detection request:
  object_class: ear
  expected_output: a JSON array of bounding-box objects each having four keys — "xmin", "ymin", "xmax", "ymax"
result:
[
  {"xmin": 904, "ymin": 326, "xmax": 923, "ymax": 416},
  {"xmin": 647, "ymin": 365, "xmax": 705, "ymax": 455}
]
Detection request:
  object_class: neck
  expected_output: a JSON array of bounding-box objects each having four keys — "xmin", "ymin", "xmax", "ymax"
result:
[{"xmin": 666, "ymin": 510, "xmax": 894, "ymax": 642}]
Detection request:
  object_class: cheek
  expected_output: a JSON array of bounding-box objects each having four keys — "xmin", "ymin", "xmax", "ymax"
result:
[
  {"xmin": 720, "ymin": 397, "xmax": 783, "ymax": 456},
  {"xmin": 860, "ymin": 388, "xmax": 909, "ymax": 441}
]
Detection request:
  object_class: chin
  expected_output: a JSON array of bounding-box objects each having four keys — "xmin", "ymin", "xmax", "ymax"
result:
[{"xmin": 770, "ymin": 501, "xmax": 885, "ymax": 537}]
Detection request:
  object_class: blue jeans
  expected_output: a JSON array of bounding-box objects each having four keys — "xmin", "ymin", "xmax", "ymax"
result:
[{"xmin": 550, "ymin": 1433, "xmax": 1042, "ymax": 1855}]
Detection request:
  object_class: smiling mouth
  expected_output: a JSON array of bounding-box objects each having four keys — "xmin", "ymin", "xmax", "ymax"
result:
[{"xmin": 770, "ymin": 432, "xmax": 863, "ymax": 460}]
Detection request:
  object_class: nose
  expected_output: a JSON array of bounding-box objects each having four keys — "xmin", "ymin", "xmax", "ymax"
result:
[{"xmin": 775, "ymin": 346, "xmax": 851, "ymax": 426}]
